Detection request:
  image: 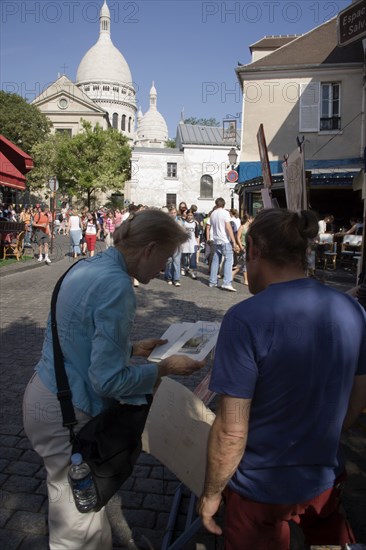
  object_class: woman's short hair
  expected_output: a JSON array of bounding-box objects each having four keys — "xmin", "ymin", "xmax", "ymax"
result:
[
  {"xmin": 247, "ymin": 209, "xmax": 319, "ymax": 269},
  {"xmin": 114, "ymin": 209, "xmax": 188, "ymax": 250}
]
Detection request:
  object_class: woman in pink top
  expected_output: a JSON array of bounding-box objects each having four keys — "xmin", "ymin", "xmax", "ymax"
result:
[
  {"xmin": 104, "ymin": 210, "xmax": 116, "ymax": 249},
  {"xmin": 114, "ymin": 208, "xmax": 123, "ymax": 228}
]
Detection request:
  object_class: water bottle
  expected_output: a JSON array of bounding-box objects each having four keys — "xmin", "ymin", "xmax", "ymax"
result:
[{"xmin": 68, "ymin": 453, "xmax": 98, "ymax": 513}]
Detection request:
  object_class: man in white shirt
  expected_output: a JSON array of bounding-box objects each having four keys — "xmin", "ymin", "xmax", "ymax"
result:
[{"xmin": 208, "ymin": 197, "xmax": 239, "ymax": 291}]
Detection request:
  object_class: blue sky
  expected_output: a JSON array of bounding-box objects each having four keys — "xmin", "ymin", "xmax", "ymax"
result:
[{"xmin": 1, "ymin": 0, "xmax": 353, "ymax": 138}]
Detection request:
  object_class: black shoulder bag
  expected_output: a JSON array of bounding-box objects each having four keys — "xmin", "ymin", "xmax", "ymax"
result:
[{"xmin": 51, "ymin": 262, "xmax": 152, "ymax": 512}]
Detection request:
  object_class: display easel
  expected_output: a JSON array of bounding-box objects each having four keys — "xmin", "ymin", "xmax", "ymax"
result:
[{"xmin": 161, "ymin": 374, "xmax": 216, "ymax": 550}]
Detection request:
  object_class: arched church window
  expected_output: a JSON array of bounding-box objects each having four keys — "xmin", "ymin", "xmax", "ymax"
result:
[
  {"xmin": 112, "ymin": 113, "xmax": 118, "ymax": 129},
  {"xmin": 84, "ymin": 86, "xmax": 90, "ymax": 92},
  {"xmin": 121, "ymin": 115, "xmax": 126, "ymax": 131},
  {"xmin": 128, "ymin": 117, "xmax": 132, "ymax": 133},
  {"xmin": 93, "ymin": 85, "xmax": 99, "ymax": 91},
  {"xmin": 103, "ymin": 86, "xmax": 110, "ymax": 91},
  {"xmin": 200, "ymin": 175, "xmax": 213, "ymax": 199}
]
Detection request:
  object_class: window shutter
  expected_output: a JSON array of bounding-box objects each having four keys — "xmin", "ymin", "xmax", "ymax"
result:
[{"xmin": 299, "ymin": 82, "xmax": 320, "ymax": 132}]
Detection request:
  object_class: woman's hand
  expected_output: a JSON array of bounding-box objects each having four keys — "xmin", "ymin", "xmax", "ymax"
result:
[
  {"xmin": 132, "ymin": 338, "xmax": 168, "ymax": 357},
  {"xmin": 158, "ymin": 355, "xmax": 205, "ymax": 378}
]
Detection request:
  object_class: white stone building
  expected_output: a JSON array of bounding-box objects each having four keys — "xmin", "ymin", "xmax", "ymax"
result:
[{"xmin": 127, "ymin": 122, "xmax": 240, "ymax": 212}]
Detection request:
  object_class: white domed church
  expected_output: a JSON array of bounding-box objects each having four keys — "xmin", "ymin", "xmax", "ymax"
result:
[
  {"xmin": 32, "ymin": 0, "xmax": 169, "ymax": 145},
  {"xmin": 32, "ymin": 0, "xmax": 239, "ymax": 210}
]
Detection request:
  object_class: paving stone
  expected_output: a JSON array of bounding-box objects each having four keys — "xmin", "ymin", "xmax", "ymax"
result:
[
  {"xmin": 0, "ymin": 528, "xmax": 24, "ymax": 549},
  {"xmin": 143, "ymin": 494, "xmax": 173, "ymax": 513},
  {"xmin": 120, "ymin": 491, "xmax": 144, "ymax": 508},
  {"xmin": 137, "ymin": 453, "xmax": 160, "ymax": 466},
  {"xmin": 15, "ymin": 438, "xmax": 33, "ymax": 450},
  {"xmin": 0, "ymin": 424, "xmax": 22, "ymax": 435},
  {"xmin": 2, "ymin": 475, "xmax": 40, "ymax": 493},
  {"xmin": 0, "ymin": 508, "xmax": 13, "ymax": 527},
  {"xmin": 19, "ymin": 534, "xmax": 50, "ymax": 549},
  {"xmin": 0, "ymin": 447, "xmax": 23, "ymax": 461},
  {"xmin": 131, "ymin": 465, "xmax": 151, "ymax": 479},
  {"xmin": 35, "ymin": 480, "xmax": 48, "ymax": 496},
  {"xmin": 35, "ymin": 468, "xmax": 46, "ymax": 480},
  {"xmin": 6, "ymin": 511, "xmax": 47, "ymax": 535},
  {"xmin": 19, "ymin": 449, "xmax": 43, "ymax": 464},
  {"xmin": 155, "ymin": 511, "xmax": 170, "ymax": 529},
  {"xmin": 4, "ymin": 460, "xmax": 41, "ymax": 476},
  {"xmin": 0, "ymin": 473, "xmax": 8, "ymax": 486},
  {"xmin": 123, "ymin": 509, "xmax": 156, "ymax": 529},
  {"xmin": 131, "ymin": 526, "xmax": 163, "ymax": 550},
  {"xmin": 0, "ymin": 490, "xmax": 44, "ymax": 512},
  {"xmin": 134, "ymin": 478, "xmax": 164, "ymax": 494},
  {"xmin": 0, "ymin": 435, "xmax": 21, "ymax": 448},
  {"xmin": 0, "ymin": 459, "xmax": 9, "ymax": 473}
]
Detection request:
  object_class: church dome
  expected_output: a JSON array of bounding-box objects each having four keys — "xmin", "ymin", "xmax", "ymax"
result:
[
  {"xmin": 76, "ymin": 1, "xmax": 133, "ymax": 86},
  {"xmin": 136, "ymin": 83, "xmax": 168, "ymax": 145}
]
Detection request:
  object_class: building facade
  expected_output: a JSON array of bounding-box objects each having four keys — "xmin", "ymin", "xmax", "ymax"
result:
[
  {"xmin": 235, "ymin": 17, "xmax": 365, "ymax": 221},
  {"xmin": 127, "ymin": 122, "xmax": 240, "ymax": 211}
]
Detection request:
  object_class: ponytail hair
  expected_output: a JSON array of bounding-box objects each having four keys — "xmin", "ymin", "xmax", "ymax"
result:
[
  {"xmin": 113, "ymin": 208, "xmax": 188, "ymax": 250},
  {"xmin": 247, "ymin": 209, "xmax": 319, "ymax": 269}
]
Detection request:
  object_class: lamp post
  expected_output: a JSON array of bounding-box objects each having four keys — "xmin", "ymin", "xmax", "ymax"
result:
[{"xmin": 228, "ymin": 147, "xmax": 238, "ymax": 209}]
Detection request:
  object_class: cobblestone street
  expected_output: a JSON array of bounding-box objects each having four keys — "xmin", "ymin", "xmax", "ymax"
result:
[{"xmin": 0, "ymin": 238, "xmax": 365, "ymax": 549}]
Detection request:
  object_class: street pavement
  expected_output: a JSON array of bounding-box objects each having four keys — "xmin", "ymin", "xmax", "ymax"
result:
[{"xmin": 0, "ymin": 235, "xmax": 365, "ymax": 550}]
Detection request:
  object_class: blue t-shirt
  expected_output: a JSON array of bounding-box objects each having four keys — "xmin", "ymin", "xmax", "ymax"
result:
[{"xmin": 210, "ymin": 278, "xmax": 366, "ymax": 504}]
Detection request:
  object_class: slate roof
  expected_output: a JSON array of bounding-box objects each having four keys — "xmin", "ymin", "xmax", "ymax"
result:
[
  {"xmin": 176, "ymin": 124, "xmax": 240, "ymax": 147},
  {"xmin": 237, "ymin": 17, "xmax": 364, "ymax": 73},
  {"xmin": 249, "ymin": 35, "xmax": 300, "ymax": 52}
]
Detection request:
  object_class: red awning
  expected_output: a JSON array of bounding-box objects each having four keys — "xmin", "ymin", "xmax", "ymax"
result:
[{"xmin": 0, "ymin": 134, "xmax": 34, "ymax": 191}]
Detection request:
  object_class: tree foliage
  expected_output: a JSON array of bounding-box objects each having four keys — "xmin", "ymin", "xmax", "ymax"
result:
[
  {"xmin": 165, "ymin": 138, "xmax": 176, "ymax": 148},
  {"xmin": 28, "ymin": 121, "xmax": 131, "ymax": 207},
  {"xmin": 0, "ymin": 91, "xmax": 52, "ymax": 154},
  {"xmin": 184, "ymin": 117, "xmax": 220, "ymax": 127}
]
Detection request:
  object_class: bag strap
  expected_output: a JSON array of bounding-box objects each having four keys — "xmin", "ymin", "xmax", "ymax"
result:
[{"xmin": 51, "ymin": 261, "xmax": 82, "ymax": 439}]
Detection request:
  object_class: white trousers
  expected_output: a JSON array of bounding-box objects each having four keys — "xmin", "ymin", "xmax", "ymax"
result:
[{"xmin": 23, "ymin": 373, "xmax": 112, "ymax": 550}]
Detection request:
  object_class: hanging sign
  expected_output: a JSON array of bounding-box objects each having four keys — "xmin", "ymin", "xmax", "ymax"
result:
[{"xmin": 48, "ymin": 176, "xmax": 59, "ymax": 192}]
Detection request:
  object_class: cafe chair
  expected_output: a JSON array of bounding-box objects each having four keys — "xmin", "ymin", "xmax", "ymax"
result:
[
  {"xmin": 2, "ymin": 231, "xmax": 25, "ymax": 261},
  {"xmin": 341, "ymin": 235, "xmax": 362, "ymax": 271},
  {"xmin": 323, "ymin": 242, "xmax": 337, "ymax": 270}
]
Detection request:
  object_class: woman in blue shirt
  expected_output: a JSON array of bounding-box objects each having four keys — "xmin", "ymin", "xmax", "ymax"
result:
[{"xmin": 23, "ymin": 209, "xmax": 204, "ymax": 550}]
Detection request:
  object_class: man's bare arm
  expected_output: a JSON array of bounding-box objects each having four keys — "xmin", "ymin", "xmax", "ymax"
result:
[{"xmin": 198, "ymin": 395, "xmax": 251, "ymax": 535}]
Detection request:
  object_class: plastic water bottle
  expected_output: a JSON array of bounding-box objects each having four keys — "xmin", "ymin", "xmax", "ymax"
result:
[{"xmin": 68, "ymin": 453, "xmax": 98, "ymax": 513}]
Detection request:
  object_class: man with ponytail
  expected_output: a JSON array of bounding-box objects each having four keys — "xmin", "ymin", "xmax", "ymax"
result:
[{"xmin": 199, "ymin": 208, "xmax": 366, "ymax": 549}]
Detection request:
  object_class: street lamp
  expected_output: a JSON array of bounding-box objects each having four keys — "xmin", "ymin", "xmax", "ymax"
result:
[
  {"xmin": 228, "ymin": 148, "xmax": 238, "ymax": 208},
  {"xmin": 228, "ymin": 147, "xmax": 238, "ymax": 167}
]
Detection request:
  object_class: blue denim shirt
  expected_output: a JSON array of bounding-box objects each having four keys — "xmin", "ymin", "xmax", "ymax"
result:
[{"xmin": 36, "ymin": 248, "xmax": 158, "ymax": 416}]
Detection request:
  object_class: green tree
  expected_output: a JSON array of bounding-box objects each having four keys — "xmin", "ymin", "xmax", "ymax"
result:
[
  {"xmin": 0, "ymin": 91, "xmax": 51, "ymax": 154},
  {"xmin": 27, "ymin": 132, "xmax": 70, "ymax": 192},
  {"xmin": 62, "ymin": 121, "xmax": 131, "ymax": 207},
  {"xmin": 184, "ymin": 117, "xmax": 220, "ymax": 127},
  {"xmin": 165, "ymin": 138, "xmax": 176, "ymax": 148},
  {"xmin": 28, "ymin": 121, "xmax": 131, "ymax": 208}
]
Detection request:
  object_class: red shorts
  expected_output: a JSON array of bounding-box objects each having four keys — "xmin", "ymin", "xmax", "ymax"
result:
[
  {"xmin": 223, "ymin": 476, "xmax": 355, "ymax": 550},
  {"xmin": 85, "ymin": 234, "xmax": 97, "ymax": 251}
]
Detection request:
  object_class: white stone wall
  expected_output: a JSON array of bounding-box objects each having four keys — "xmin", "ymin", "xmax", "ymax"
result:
[{"xmin": 127, "ymin": 145, "xmax": 238, "ymax": 212}]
